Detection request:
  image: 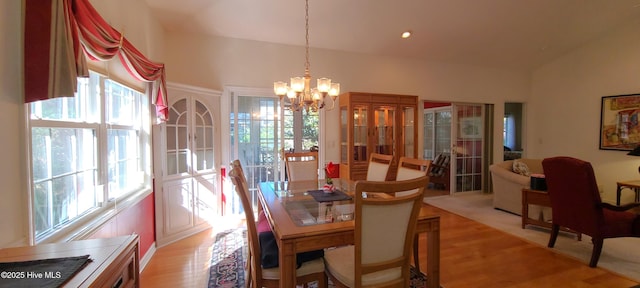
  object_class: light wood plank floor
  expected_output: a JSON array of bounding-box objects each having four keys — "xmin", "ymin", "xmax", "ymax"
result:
[{"xmin": 140, "ymin": 203, "xmax": 639, "ymax": 288}]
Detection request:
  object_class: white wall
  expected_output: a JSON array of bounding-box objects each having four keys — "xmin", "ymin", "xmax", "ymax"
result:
[
  {"xmin": 0, "ymin": 0, "xmax": 164, "ymax": 247},
  {"xmin": 530, "ymin": 18, "xmax": 640, "ymax": 203},
  {"xmin": 162, "ymin": 32, "xmax": 531, "ymax": 165}
]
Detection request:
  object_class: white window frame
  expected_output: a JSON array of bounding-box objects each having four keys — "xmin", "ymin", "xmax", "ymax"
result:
[{"xmin": 26, "ymin": 71, "xmax": 152, "ymax": 244}]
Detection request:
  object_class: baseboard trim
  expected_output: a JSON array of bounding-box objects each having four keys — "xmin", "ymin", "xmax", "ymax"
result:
[{"xmin": 139, "ymin": 241, "xmax": 156, "ymax": 272}]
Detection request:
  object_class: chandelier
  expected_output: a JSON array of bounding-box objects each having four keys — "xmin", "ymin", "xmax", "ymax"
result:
[{"xmin": 273, "ymin": 0, "xmax": 340, "ymax": 112}]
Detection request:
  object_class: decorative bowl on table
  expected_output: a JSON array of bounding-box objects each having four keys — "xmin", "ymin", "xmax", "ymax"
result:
[
  {"xmin": 323, "ymin": 177, "xmax": 335, "ymax": 193},
  {"xmin": 322, "ymin": 184, "xmax": 335, "ymax": 193}
]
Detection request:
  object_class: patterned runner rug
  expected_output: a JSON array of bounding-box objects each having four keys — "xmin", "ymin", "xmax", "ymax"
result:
[
  {"xmin": 207, "ymin": 228, "xmax": 246, "ymax": 288},
  {"xmin": 206, "ymin": 228, "xmax": 427, "ymax": 287}
]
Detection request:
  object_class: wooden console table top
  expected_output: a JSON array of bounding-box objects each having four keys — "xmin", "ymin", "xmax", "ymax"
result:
[{"xmin": 0, "ymin": 235, "xmax": 139, "ymax": 288}]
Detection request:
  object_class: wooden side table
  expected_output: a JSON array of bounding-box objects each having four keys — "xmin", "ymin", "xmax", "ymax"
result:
[
  {"xmin": 522, "ymin": 188, "xmax": 581, "ymax": 240},
  {"xmin": 616, "ymin": 180, "xmax": 640, "ymax": 205}
]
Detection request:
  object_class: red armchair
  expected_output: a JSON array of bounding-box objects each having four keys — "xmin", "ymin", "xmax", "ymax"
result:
[{"xmin": 542, "ymin": 156, "xmax": 640, "ymax": 267}]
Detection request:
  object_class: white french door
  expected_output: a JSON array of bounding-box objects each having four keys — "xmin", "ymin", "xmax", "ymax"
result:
[
  {"xmin": 423, "ymin": 103, "xmax": 485, "ymax": 194},
  {"xmin": 452, "ymin": 104, "xmax": 484, "ymax": 193},
  {"xmin": 223, "ymin": 87, "xmax": 321, "ymax": 215}
]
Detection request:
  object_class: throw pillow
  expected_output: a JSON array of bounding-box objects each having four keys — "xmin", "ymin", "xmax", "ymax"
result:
[{"xmin": 512, "ymin": 160, "xmax": 531, "ymax": 176}]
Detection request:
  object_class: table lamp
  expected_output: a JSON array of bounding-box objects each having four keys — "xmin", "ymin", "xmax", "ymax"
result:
[{"xmin": 627, "ymin": 145, "xmax": 640, "ymax": 173}]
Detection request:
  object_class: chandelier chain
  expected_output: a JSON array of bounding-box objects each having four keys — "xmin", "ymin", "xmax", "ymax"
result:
[{"xmin": 305, "ymin": 0, "xmax": 310, "ymax": 76}]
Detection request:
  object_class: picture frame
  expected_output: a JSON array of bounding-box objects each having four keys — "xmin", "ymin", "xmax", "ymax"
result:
[
  {"xmin": 599, "ymin": 93, "xmax": 640, "ymax": 151},
  {"xmin": 459, "ymin": 117, "xmax": 482, "ymax": 139}
]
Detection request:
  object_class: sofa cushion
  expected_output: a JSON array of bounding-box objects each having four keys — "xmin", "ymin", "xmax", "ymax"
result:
[{"xmin": 512, "ymin": 160, "xmax": 531, "ymax": 176}]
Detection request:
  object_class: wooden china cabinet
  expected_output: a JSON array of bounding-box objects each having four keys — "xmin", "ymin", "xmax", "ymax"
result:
[{"xmin": 339, "ymin": 92, "xmax": 418, "ymax": 180}]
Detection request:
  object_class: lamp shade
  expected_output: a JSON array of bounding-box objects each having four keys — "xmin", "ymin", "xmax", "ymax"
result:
[{"xmin": 628, "ymin": 146, "xmax": 640, "ymax": 156}]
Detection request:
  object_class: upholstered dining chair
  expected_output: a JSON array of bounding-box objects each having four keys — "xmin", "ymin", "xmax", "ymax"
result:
[
  {"xmin": 284, "ymin": 151, "xmax": 319, "ymax": 182},
  {"xmin": 366, "ymin": 153, "xmax": 394, "ymax": 181},
  {"xmin": 394, "ymin": 156, "xmax": 432, "ymax": 272},
  {"xmin": 542, "ymin": 156, "xmax": 640, "ymax": 267},
  {"xmin": 323, "ymin": 176, "xmax": 429, "ymax": 287},
  {"xmin": 228, "ymin": 162, "xmax": 328, "ymax": 288}
]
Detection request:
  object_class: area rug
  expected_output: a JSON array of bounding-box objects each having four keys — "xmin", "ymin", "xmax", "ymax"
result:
[
  {"xmin": 206, "ymin": 228, "xmax": 428, "ymax": 287},
  {"xmin": 424, "ymin": 193, "xmax": 640, "ymax": 282},
  {"xmin": 207, "ymin": 228, "xmax": 246, "ymax": 288}
]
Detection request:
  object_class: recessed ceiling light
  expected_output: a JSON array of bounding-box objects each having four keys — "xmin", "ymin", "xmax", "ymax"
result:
[{"xmin": 401, "ymin": 31, "xmax": 412, "ymax": 39}]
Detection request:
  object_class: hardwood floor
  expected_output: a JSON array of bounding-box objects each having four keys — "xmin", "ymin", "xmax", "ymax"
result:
[{"xmin": 140, "ymin": 204, "xmax": 639, "ymax": 288}]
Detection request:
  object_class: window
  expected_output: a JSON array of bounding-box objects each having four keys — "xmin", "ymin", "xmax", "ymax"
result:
[
  {"xmin": 503, "ymin": 114, "xmax": 515, "ymax": 150},
  {"xmin": 283, "ymin": 108, "xmax": 319, "ymax": 151},
  {"xmin": 29, "ymin": 71, "xmax": 151, "ymax": 242}
]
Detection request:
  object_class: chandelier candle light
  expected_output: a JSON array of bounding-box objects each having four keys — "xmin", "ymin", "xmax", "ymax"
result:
[{"xmin": 274, "ymin": 0, "xmax": 340, "ymax": 112}]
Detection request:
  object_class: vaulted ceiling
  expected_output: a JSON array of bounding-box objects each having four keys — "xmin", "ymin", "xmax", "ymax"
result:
[{"xmin": 144, "ymin": 0, "xmax": 640, "ymax": 71}]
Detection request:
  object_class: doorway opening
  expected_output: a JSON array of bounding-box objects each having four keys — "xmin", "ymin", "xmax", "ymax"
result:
[{"xmin": 504, "ymin": 103, "xmax": 524, "ymax": 161}]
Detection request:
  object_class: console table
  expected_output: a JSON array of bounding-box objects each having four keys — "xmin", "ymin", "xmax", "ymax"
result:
[
  {"xmin": 521, "ymin": 188, "xmax": 581, "ymax": 240},
  {"xmin": 0, "ymin": 235, "xmax": 139, "ymax": 288},
  {"xmin": 616, "ymin": 180, "xmax": 640, "ymax": 205}
]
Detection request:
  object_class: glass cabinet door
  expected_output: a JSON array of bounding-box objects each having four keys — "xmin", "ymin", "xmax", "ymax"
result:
[
  {"xmin": 340, "ymin": 107, "xmax": 348, "ymax": 163},
  {"xmin": 194, "ymin": 100, "xmax": 215, "ymax": 172},
  {"xmin": 353, "ymin": 104, "xmax": 368, "ymax": 162},
  {"xmin": 402, "ymin": 105, "xmax": 416, "ymax": 158},
  {"xmin": 167, "ymin": 99, "xmax": 189, "ymax": 175},
  {"xmin": 372, "ymin": 105, "xmax": 395, "ymax": 156}
]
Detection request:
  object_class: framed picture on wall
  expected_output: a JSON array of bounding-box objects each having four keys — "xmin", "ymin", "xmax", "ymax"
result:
[
  {"xmin": 459, "ymin": 117, "xmax": 482, "ymax": 139},
  {"xmin": 599, "ymin": 93, "xmax": 640, "ymax": 151}
]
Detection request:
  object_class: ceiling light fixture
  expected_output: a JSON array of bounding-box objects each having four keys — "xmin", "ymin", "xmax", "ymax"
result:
[
  {"xmin": 401, "ymin": 31, "xmax": 412, "ymax": 39},
  {"xmin": 274, "ymin": 0, "xmax": 340, "ymax": 112}
]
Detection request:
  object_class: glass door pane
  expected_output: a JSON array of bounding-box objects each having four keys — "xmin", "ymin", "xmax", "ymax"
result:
[
  {"xmin": 453, "ymin": 104, "xmax": 483, "ymax": 193},
  {"xmin": 423, "ymin": 111, "xmax": 434, "ymax": 160},
  {"xmin": 373, "ymin": 105, "xmax": 395, "ymax": 156},
  {"xmin": 340, "ymin": 107, "xmax": 348, "ymax": 163},
  {"xmin": 167, "ymin": 99, "xmax": 189, "ymax": 176},
  {"xmin": 435, "ymin": 110, "xmax": 452, "ymax": 156},
  {"xmin": 353, "ymin": 104, "xmax": 368, "ymax": 162},
  {"xmin": 233, "ymin": 96, "xmax": 280, "ymax": 190},
  {"xmin": 402, "ymin": 106, "xmax": 415, "ymax": 158},
  {"xmin": 194, "ymin": 100, "xmax": 215, "ymax": 172},
  {"xmin": 423, "ymin": 107, "xmax": 452, "ymax": 192}
]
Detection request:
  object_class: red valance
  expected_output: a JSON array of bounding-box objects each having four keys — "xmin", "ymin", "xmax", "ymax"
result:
[{"xmin": 24, "ymin": 0, "xmax": 168, "ymax": 121}]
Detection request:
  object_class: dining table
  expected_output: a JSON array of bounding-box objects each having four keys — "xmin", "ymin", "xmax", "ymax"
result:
[{"xmin": 257, "ymin": 178, "xmax": 440, "ymax": 288}]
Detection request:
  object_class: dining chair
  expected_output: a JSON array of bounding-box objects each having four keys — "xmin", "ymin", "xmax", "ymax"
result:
[
  {"xmin": 323, "ymin": 176, "xmax": 429, "ymax": 287},
  {"xmin": 284, "ymin": 151, "xmax": 319, "ymax": 182},
  {"xmin": 228, "ymin": 162, "xmax": 328, "ymax": 288},
  {"xmin": 394, "ymin": 156, "xmax": 432, "ymax": 272},
  {"xmin": 395, "ymin": 157, "xmax": 432, "ymax": 181},
  {"xmin": 366, "ymin": 153, "xmax": 394, "ymax": 181},
  {"xmin": 542, "ymin": 156, "xmax": 640, "ymax": 267}
]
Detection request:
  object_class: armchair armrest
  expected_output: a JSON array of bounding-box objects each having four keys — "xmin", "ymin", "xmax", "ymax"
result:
[{"xmin": 601, "ymin": 202, "xmax": 640, "ymax": 211}]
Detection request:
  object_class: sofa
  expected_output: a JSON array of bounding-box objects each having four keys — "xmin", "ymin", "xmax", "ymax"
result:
[{"xmin": 489, "ymin": 158, "xmax": 551, "ymax": 221}]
